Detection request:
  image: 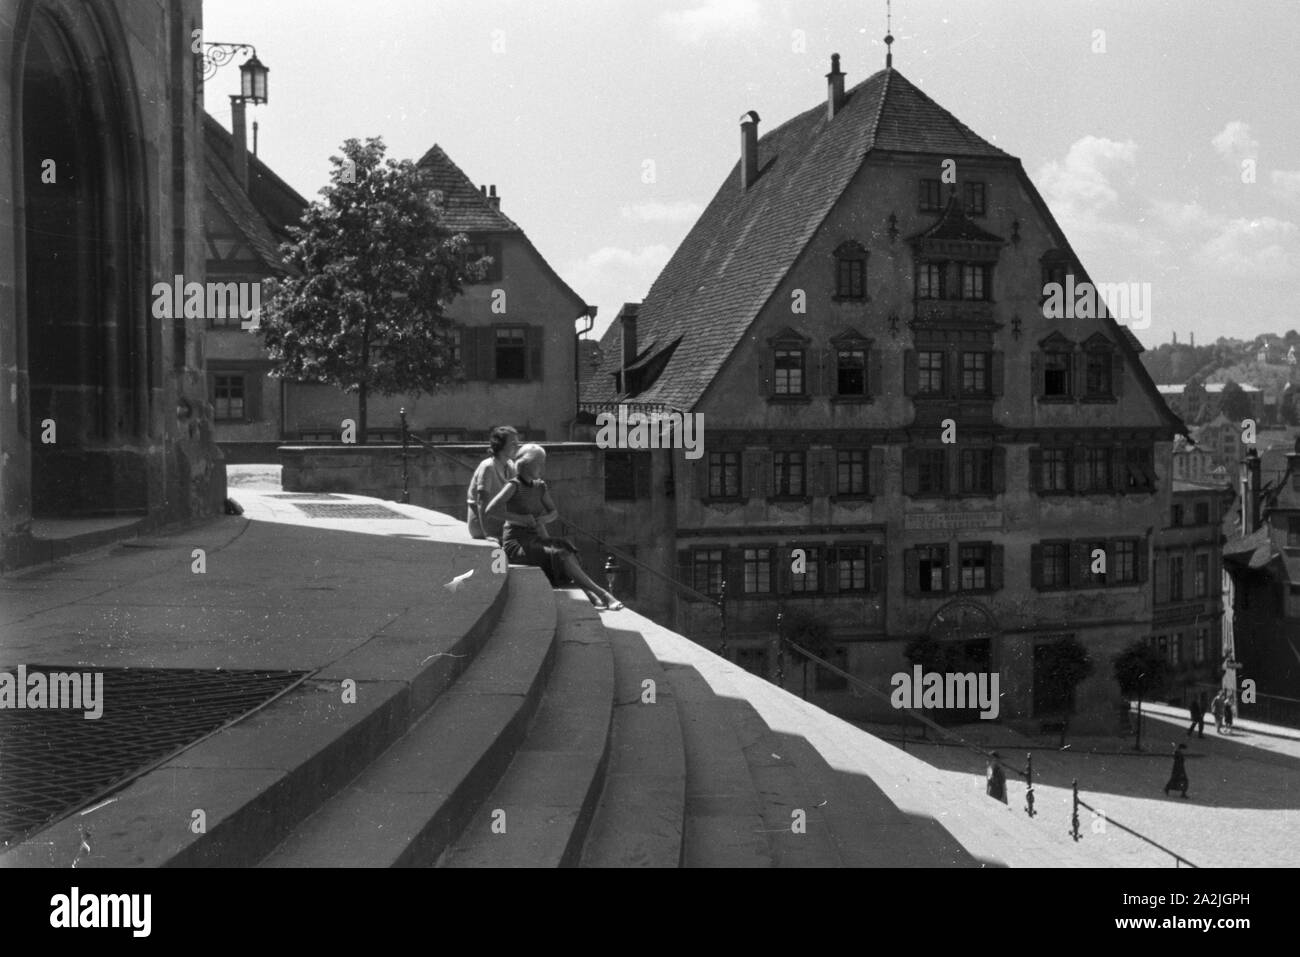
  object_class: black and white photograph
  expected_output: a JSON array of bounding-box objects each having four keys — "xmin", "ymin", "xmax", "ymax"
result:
[{"xmin": 0, "ymin": 0, "xmax": 1293, "ymax": 933}]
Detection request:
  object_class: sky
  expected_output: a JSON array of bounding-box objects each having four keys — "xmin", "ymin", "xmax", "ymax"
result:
[{"xmin": 203, "ymin": 0, "xmax": 1300, "ymax": 348}]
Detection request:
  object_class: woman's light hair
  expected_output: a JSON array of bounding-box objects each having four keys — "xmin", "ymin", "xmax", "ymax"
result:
[{"xmin": 515, "ymin": 444, "xmax": 546, "ymax": 473}]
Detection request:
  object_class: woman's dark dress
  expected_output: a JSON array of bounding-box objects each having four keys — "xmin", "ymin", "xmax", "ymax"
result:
[{"xmin": 501, "ymin": 478, "xmax": 579, "ymax": 586}]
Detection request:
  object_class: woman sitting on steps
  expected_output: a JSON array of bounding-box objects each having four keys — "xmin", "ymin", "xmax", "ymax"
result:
[{"xmin": 485, "ymin": 444, "xmax": 624, "ymax": 611}]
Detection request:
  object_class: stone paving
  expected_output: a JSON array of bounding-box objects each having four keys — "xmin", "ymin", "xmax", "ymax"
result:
[{"xmin": 855, "ymin": 706, "xmax": 1300, "ymax": 868}]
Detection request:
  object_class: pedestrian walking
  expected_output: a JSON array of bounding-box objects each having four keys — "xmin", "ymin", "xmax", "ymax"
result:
[
  {"xmin": 1224, "ymin": 695, "xmax": 1235, "ymax": 734},
  {"xmin": 986, "ymin": 751, "xmax": 1007, "ymax": 804},
  {"xmin": 1187, "ymin": 693, "xmax": 1206, "ymax": 738},
  {"xmin": 1211, "ymin": 691, "xmax": 1225, "ymax": 734},
  {"xmin": 1163, "ymin": 743, "xmax": 1189, "ymax": 799}
]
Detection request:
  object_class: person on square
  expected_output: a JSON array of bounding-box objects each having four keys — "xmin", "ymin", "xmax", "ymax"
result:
[
  {"xmin": 1187, "ymin": 693, "xmax": 1206, "ymax": 739},
  {"xmin": 1163, "ymin": 743, "xmax": 1189, "ymax": 799},
  {"xmin": 485, "ymin": 444, "xmax": 623, "ymax": 610},
  {"xmin": 467, "ymin": 426, "xmax": 519, "ymax": 542},
  {"xmin": 1211, "ymin": 690, "xmax": 1225, "ymax": 734}
]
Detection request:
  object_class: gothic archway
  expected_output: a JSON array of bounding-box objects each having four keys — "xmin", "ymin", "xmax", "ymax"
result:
[{"xmin": 15, "ymin": 1, "xmax": 150, "ymax": 518}]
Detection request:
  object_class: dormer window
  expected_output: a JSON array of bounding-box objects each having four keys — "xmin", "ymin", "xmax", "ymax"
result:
[
  {"xmin": 833, "ymin": 241, "xmax": 868, "ymax": 300},
  {"xmin": 1040, "ymin": 250, "xmax": 1073, "ymax": 299},
  {"xmin": 1082, "ymin": 335, "xmax": 1120, "ymax": 400},
  {"xmin": 766, "ymin": 328, "xmax": 812, "ymax": 401},
  {"xmin": 964, "ymin": 181, "xmax": 987, "ymax": 216},
  {"xmin": 1036, "ymin": 334, "xmax": 1075, "ymax": 400}
]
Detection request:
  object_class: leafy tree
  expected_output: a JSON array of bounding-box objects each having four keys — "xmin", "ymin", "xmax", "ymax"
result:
[
  {"xmin": 1113, "ymin": 641, "xmax": 1170, "ymax": 751},
  {"xmin": 903, "ymin": 633, "xmax": 958, "ymax": 674},
  {"xmin": 1219, "ymin": 379, "xmax": 1253, "ymax": 424},
  {"xmin": 1036, "ymin": 636, "xmax": 1094, "ymax": 747},
  {"xmin": 260, "ymin": 137, "xmax": 483, "ymax": 443}
]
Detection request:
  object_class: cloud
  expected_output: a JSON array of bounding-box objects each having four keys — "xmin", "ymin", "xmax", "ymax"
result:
[
  {"xmin": 660, "ymin": 0, "xmax": 764, "ymax": 44},
  {"xmin": 1037, "ymin": 136, "xmax": 1139, "ymax": 219},
  {"xmin": 619, "ymin": 201, "xmax": 705, "ymax": 223},
  {"xmin": 563, "ymin": 245, "xmax": 672, "ymax": 333},
  {"xmin": 1149, "ymin": 200, "xmax": 1223, "ymax": 233},
  {"xmin": 1211, "ymin": 121, "xmax": 1259, "ymax": 164},
  {"xmin": 1195, "ymin": 216, "xmax": 1299, "ymax": 278}
]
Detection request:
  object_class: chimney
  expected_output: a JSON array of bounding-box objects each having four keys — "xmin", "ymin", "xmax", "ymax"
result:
[
  {"xmin": 488, "ymin": 184, "xmax": 500, "ymax": 210},
  {"xmin": 618, "ymin": 303, "xmax": 639, "ymax": 371},
  {"xmin": 230, "ymin": 96, "xmax": 248, "ymax": 189},
  {"xmin": 826, "ymin": 53, "xmax": 846, "ymax": 120},
  {"xmin": 739, "ymin": 111, "xmax": 760, "ymax": 190},
  {"xmin": 1241, "ymin": 447, "xmax": 1262, "ymax": 535}
]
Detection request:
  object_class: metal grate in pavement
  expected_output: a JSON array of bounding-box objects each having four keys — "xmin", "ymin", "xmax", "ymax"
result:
[
  {"xmin": 292, "ymin": 503, "xmax": 405, "ymax": 519},
  {"xmin": 266, "ymin": 493, "xmax": 346, "ymax": 500},
  {"xmin": 0, "ymin": 666, "xmax": 307, "ymax": 850}
]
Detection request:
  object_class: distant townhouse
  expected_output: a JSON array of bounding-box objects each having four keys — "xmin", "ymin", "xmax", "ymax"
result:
[
  {"xmin": 1194, "ymin": 413, "xmax": 1247, "ymax": 471},
  {"xmin": 282, "ymin": 146, "xmax": 593, "ymax": 444},
  {"xmin": 1157, "ymin": 382, "xmax": 1263, "ymax": 426},
  {"xmin": 202, "ymin": 134, "xmax": 592, "ymax": 454},
  {"xmin": 582, "ymin": 53, "xmax": 1185, "ymax": 731},
  {"xmin": 1223, "ymin": 442, "xmax": 1300, "ymax": 700}
]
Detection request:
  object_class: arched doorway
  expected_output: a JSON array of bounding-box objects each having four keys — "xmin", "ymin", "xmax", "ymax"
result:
[
  {"xmin": 18, "ymin": 3, "xmax": 147, "ymax": 519},
  {"xmin": 927, "ymin": 599, "xmax": 999, "ymax": 720}
]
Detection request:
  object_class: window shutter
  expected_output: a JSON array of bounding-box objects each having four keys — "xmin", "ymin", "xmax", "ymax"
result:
[
  {"xmin": 1029, "ymin": 447, "xmax": 1043, "ymax": 492},
  {"xmin": 824, "ymin": 546, "xmax": 840, "ymax": 594},
  {"xmin": 1030, "ymin": 544, "xmax": 1044, "ymax": 590},
  {"xmin": 526, "ymin": 326, "xmax": 544, "ymax": 381},
  {"xmin": 1074, "ymin": 349, "xmax": 1088, "ymax": 399},
  {"xmin": 902, "ymin": 449, "xmax": 920, "ymax": 496},
  {"xmin": 744, "ymin": 449, "xmax": 768, "ymax": 500},
  {"xmin": 903, "ymin": 350, "xmax": 918, "ymax": 396},
  {"xmin": 246, "ymin": 372, "xmax": 262, "ymax": 422},
  {"xmin": 1068, "ymin": 541, "xmax": 1086, "ymax": 588},
  {"xmin": 695, "ymin": 453, "xmax": 710, "ymax": 500},
  {"xmin": 991, "ymin": 351, "xmax": 1005, "ymax": 397},
  {"xmin": 810, "ymin": 448, "xmax": 830, "ymax": 498},
  {"xmin": 726, "ymin": 548, "xmax": 746, "ymax": 598},
  {"xmin": 946, "ymin": 347, "xmax": 960, "ymax": 399},
  {"xmin": 1072, "ymin": 442, "xmax": 1087, "ymax": 493},
  {"xmin": 1031, "ymin": 350, "xmax": 1044, "ymax": 396},
  {"xmin": 992, "ymin": 446, "xmax": 1007, "ymax": 494},
  {"xmin": 475, "ymin": 326, "xmax": 496, "ymax": 379},
  {"xmin": 868, "ymin": 447, "xmax": 885, "ymax": 497},
  {"xmin": 820, "ymin": 348, "xmax": 833, "ymax": 395},
  {"xmin": 903, "ymin": 547, "xmax": 919, "ymax": 597},
  {"xmin": 868, "ymin": 348, "xmax": 882, "ymax": 397},
  {"xmin": 1153, "ymin": 549, "xmax": 1168, "ymax": 603},
  {"xmin": 777, "ymin": 547, "xmax": 793, "ymax": 594},
  {"xmin": 1112, "ymin": 442, "xmax": 1128, "ymax": 494},
  {"xmin": 869, "ymin": 544, "xmax": 885, "ymax": 594},
  {"xmin": 1112, "ymin": 351, "xmax": 1124, "ymax": 396},
  {"xmin": 1137, "ymin": 538, "xmax": 1150, "ymax": 583},
  {"xmin": 990, "ymin": 545, "xmax": 1004, "ymax": 592}
]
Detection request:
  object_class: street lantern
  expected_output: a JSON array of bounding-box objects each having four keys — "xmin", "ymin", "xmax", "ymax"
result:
[{"xmin": 240, "ymin": 54, "xmax": 269, "ymax": 104}]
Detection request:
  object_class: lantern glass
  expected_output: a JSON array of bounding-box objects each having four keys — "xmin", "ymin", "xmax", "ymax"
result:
[{"xmin": 240, "ymin": 56, "xmax": 268, "ymax": 104}]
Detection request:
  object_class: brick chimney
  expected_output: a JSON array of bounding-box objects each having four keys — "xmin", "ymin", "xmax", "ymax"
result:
[
  {"xmin": 488, "ymin": 184, "xmax": 500, "ymax": 210},
  {"xmin": 230, "ymin": 96, "xmax": 248, "ymax": 189},
  {"xmin": 1241, "ymin": 447, "xmax": 1262, "ymax": 535},
  {"xmin": 826, "ymin": 53, "xmax": 846, "ymax": 120},
  {"xmin": 618, "ymin": 303, "xmax": 639, "ymax": 370},
  {"xmin": 739, "ymin": 111, "xmax": 760, "ymax": 190}
]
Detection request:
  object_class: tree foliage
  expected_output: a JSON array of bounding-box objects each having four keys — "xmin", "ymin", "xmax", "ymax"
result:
[
  {"xmin": 260, "ymin": 136, "xmax": 484, "ymax": 442},
  {"xmin": 1113, "ymin": 641, "xmax": 1169, "ymax": 699},
  {"xmin": 782, "ymin": 608, "xmax": 835, "ymax": 663},
  {"xmin": 1218, "ymin": 379, "xmax": 1254, "ymax": 423}
]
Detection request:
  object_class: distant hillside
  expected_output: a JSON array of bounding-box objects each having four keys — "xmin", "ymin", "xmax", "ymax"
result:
[{"xmin": 1140, "ymin": 332, "xmax": 1300, "ymax": 387}]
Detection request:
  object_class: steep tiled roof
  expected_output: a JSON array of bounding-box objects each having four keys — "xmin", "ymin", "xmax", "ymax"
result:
[
  {"xmin": 416, "ymin": 145, "xmax": 520, "ymax": 233},
  {"xmin": 203, "ymin": 113, "xmax": 308, "ymax": 270},
  {"xmin": 582, "ymin": 67, "xmax": 1011, "ymax": 410}
]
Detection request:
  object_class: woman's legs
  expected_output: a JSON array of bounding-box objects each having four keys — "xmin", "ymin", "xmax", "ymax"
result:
[{"xmin": 560, "ymin": 553, "xmax": 620, "ymax": 607}]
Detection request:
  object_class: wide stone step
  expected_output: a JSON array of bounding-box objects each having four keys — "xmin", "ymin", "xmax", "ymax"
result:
[
  {"xmin": 725, "ymin": 699, "xmax": 979, "ymax": 867},
  {"xmin": 0, "ymin": 537, "xmax": 510, "ymax": 869},
  {"xmin": 579, "ymin": 614, "xmax": 687, "ymax": 868},
  {"xmin": 259, "ymin": 568, "xmax": 558, "ymax": 867},
  {"xmin": 439, "ymin": 591, "xmax": 614, "ymax": 867},
  {"xmin": 721, "ymin": 698, "xmax": 845, "ymax": 867},
  {"xmin": 667, "ymin": 664, "xmax": 772, "ymax": 868}
]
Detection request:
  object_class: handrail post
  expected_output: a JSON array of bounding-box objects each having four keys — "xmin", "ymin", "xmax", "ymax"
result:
[
  {"xmin": 1070, "ymin": 779, "xmax": 1080, "ymax": 842},
  {"xmin": 718, "ymin": 578, "xmax": 729, "ymax": 659},
  {"xmin": 775, "ymin": 607, "xmax": 785, "ymax": 687},
  {"xmin": 399, "ymin": 407, "xmax": 410, "ymax": 504},
  {"xmin": 1024, "ymin": 752, "xmax": 1036, "ymax": 818}
]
